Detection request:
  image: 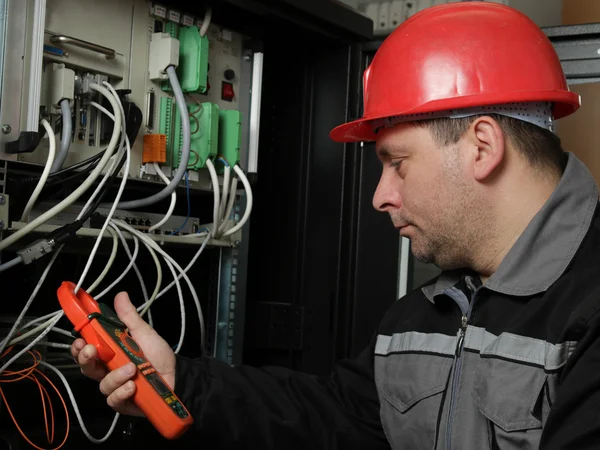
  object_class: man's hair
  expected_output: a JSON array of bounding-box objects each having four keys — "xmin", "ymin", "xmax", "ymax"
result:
[{"xmin": 415, "ymin": 114, "xmax": 566, "ymax": 176}]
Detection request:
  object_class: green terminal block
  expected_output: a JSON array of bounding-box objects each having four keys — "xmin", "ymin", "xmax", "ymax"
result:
[
  {"xmin": 178, "ymin": 26, "xmax": 209, "ymax": 93},
  {"xmin": 217, "ymin": 110, "xmax": 242, "ymax": 173},
  {"xmin": 159, "ymin": 97, "xmax": 174, "ymax": 165},
  {"xmin": 164, "ymin": 21, "xmax": 179, "ymax": 38},
  {"xmin": 173, "ymin": 101, "xmax": 219, "ymax": 170},
  {"xmin": 161, "ymin": 23, "xmax": 180, "ymax": 92},
  {"xmin": 162, "ymin": 26, "xmax": 209, "ymax": 94}
]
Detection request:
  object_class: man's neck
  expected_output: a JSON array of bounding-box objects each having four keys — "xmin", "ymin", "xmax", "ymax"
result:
[{"xmin": 474, "ymin": 170, "xmax": 561, "ymax": 282}]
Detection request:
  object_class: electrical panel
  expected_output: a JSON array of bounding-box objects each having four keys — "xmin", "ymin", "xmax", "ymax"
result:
[
  {"xmin": 0, "ymin": 0, "xmax": 252, "ymax": 189},
  {"xmin": 0, "ymin": 0, "xmax": 262, "ymax": 446}
]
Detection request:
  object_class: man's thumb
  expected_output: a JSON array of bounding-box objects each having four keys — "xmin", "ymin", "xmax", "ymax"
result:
[{"xmin": 113, "ymin": 292, "xmax": 151, "ymax": 334}]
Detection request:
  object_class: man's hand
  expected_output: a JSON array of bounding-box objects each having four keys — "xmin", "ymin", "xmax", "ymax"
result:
[{"xmin": 70, "ymin": 292, "xmax": 176, "ymax": 417}]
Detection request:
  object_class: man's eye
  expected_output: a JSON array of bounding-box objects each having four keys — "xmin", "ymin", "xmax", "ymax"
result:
[{"xmin": 390, "ymin": 160, "xmax": 403, "ymax": 170}]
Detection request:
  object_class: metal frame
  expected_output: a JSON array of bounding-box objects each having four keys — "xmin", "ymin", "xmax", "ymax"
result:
[
  {"xmin": 247, "ymin": 52, "xmax": 263, "ymax": 174},
  {"xmin": 25, "ymin": 0, "xmax": 45, "ymax": 133},
  {"xmin": 0, "ymin": 0, "xmax": 28, "ymax": 158},
  {"xmin": 214, "ymin": 197, "xmax": 249, "ymax": 366},
  {"xmin": 543, "ymin": 23, "xmax": 600, "ymax": 84}
]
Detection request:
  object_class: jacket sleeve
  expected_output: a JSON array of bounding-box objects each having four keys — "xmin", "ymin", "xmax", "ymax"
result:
[
  {"xmin": 172, "ymin": 335, "xmax": 389, "ymax": 450},
  {"xmin": 540, "ymin": 308, "xmax": 600, "ymax": 449}
]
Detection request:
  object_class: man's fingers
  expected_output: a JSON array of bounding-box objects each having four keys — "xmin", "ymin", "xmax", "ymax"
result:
[
  {"xmin": 114, "ymin": 292, "xmax": 153, "ymax": 336},
  {"xmin": 70, "ymin": 338, "xmax": 86, "ymax": 359},
  {"xmin": 106, "ymin": 380, "xmax": 138, "ymax": 414},
  {"xmin": 99, "ymin": 362, "xmax": 136, "ymax": 397},
  {"xmin": 77, "ymin": 344, "xmax": 107, "ymax": 381}
]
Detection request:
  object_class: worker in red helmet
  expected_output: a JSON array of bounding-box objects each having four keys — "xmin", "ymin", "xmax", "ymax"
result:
[{"xmin": 72, "ymin": 2, "xmax": 599, "ymax": 449}]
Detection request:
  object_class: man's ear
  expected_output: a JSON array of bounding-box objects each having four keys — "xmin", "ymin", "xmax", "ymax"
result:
[{"xmin": 465, "ymin": 116, "xmax": 505, "ymax": 182}]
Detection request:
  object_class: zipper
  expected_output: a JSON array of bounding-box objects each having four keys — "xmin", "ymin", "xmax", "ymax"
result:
[
  {"xmin": 444, "ymin": 279, "xmax": 480, "ymax": 450},
  {"xmin": 456, "ymin": 315, "xmax": 468, "ymax": 357},
  {"xmin": 446, "ymin": 314, "xmax": 469, "ymax": 450}
]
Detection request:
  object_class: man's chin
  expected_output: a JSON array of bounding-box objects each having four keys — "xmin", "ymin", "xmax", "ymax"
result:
[{"xmin": 411, "ymin": 244, "xmax": 434, "ymax": 265}]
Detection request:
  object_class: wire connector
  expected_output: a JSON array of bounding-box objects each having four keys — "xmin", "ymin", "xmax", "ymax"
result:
[
  {"xmin": 16, "ymin": 221, "xmax": 82, "ymax": 265},
  {"xmin": 48, "ymin": 221, "xmax": 83, "ymax": 245},
  {"xmin": 49, "ymin": 63, "xmax": 75, "ymax": 110},
  {"xmin": 16, "ymin": 239, "xmax": 55, "ymax": 265},
  {"xmin": 148, "ymin": 33, "xmax": 179, "ymax": 80}
]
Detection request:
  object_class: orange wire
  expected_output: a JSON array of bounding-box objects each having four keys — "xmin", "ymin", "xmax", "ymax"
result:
[
  {"xmin": 34, "ymin": 368, "xmax": 68, "ymax": 447},
  {"xmin": 0, "ymin": 348, "xmax": 70, "ymax": 450},
  {"xmin": 36, "ymin": 372, "xmax": 55, "ymax": 444},
  {"xmin": 36, "ymin": 373, "xmax": 56, "ymax": 443},
  {"xmin": 44, "ymin": 381, "xmax": 56, "ymax": 444},
  {"xmin": 28, "ymin": 372, "xmax": 53, "ymax": 443},
  {"xmin": 1, "ymin": 349, "xmax": 41, "ymax": 382},
  {"xmin": 2, "ymin": 347, "xmax": 53, "ymax": 443},
  {"xmin": 1, "ymin": 344, "xmax": 14, "ymax": 359}
]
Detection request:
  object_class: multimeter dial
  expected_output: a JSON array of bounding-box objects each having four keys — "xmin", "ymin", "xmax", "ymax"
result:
[{"xmin": 119, "ymin": 332, "xmax": 144, "ymax": 358}]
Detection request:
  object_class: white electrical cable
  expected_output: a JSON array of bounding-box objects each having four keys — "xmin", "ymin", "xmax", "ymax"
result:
[
  {"xmin": 0, "ymin": 244, "xmax": 63, "ymax": 356},
  {"xmin": 113, "ymin": 220, "xmax": 203, "ymax": 350},
  {"xmin": 218, "ymin": 177, "xmax": 238, "ymax": 234},
  {"xmin": 4, "ymin": 316, "xmax": 71, "ymax": 348},
  {"xmin": 199, "ymin": 6, "xmax": 212, "ymax": 37},
  {"xmin": 110, "ymin": 221, "xmax": 183, "ymax": 348},
  {"xmin": 4, "ymin": 319, "xmax": 53, "ymax": 347},
  {"xmin": 38, "ymin": 342, "xmax": 71, "ymax": 349},
  {"xmin": 0, "ymin": 83, "xmax": 121, "ymax": 252},
  {"xmin": 148, "ymin": 163, "xmax": 176, "ymax": 233},
  {"xmin": 0, "ymin": 256, "xmax": 23, "ymax": 273},
  {"xmin": 205, "ymin": 158, "xmax": 221, "ymax": 235},
  {"xmin": 106, "ymin": 223, "xmax": 154, "ymax": 328},
  {"xmin": 219, "ymin": 165, "xmax": 231, "ymax": 226},
  {"xmin": 18, "ymin": 311, "xmax": 61, "ymax": 331},
  {"xmin": 221, "ymin": 164, "xmax": 253, "ymax": 238},
  {"xmin": 20, "ymin": 118, "xmax": 57, "ymax": 222},
  {"xmin": 112, "ymin": 220, "xmax": 187, "ymax": 352},
  {"xmin": 87, "ymin": 227, "xmax": 119, "ymax": 294},
  {"xmin": 50, "ymin": 99, "xmax": 73, "ymax": 172},
  {"xmin": 74, "ymin": 84, "xmax": 130, "ymax": 294},
  {"xmin": 148, "ymin": 232, "xmax": 211, "ymax": 299},
  {"xmin": 40, "ymin": 361, "xmax": 121, "ymax": 444},
  {"xmin": 137, "ymin": 233, "xmax": 169, "ymax": 315},
  {"xmin": 95, "ymin": 231, "xmax": 139, "ymax": 300},
  {"xmin": 107, "ymin": 223, "xmax": 149, "ymax": 301},
  {"xmin": 114, "ymin": 66, "xmax": 190, "ymax": 210},
  {"xmin": 83, "ymin": 99, "xmax": 126, "ymax": 213},
  {"xmin": 76, "ymin": 100, "xmax": 126, "ymax": 221},
  {"xmin": 88, "ymin": 101, "xmax": 114, "ymax": 124},
  {"xmin": 0, "ymin": 312, "xmax": 62, "ymax": 375},
  {"xmin": 154, "ymin": 253, "xmax": 185, "ymax": 352},
  {"xmin": 47, "ymin": 326, "xmax": 73, "ymax": 339},
  {"xmin": 137, "ymin": 237, "xmax": 162, "ymax": 308}
]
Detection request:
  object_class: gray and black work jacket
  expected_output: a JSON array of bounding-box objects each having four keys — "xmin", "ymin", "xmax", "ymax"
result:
[{"xmin": 173, "ymin": 152, "xmax": 600, "ymax": 449}]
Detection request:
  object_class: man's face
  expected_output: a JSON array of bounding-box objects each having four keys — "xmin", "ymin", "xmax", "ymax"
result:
[{"xmin": 372, "ymin": 122, "xmax": 475, "ymax": 269}]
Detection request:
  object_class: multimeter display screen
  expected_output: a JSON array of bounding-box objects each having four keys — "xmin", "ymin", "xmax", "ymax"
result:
[{"xmin": 146, "ymin": 372, "xmax": 170, "ymax": 396}]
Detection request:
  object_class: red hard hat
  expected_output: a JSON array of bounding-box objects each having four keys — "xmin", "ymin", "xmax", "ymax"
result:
[{"xmin": 329, "ymin": 1, "xmax": 581, "ymax": 143}]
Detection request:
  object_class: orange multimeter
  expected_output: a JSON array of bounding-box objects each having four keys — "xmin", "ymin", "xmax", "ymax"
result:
[{"xmin": 56, "ymin": 281, "xmax": 193, "ymax": 439}]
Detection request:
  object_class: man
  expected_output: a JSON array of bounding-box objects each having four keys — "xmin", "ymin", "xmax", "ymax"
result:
[{"xmin": 72, "ymin": 2, "xmax": 600, "ymax": 449}]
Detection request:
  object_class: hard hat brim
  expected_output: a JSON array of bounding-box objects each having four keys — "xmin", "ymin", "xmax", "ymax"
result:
[{"xmin": 330, "ymin": 90, "xmax": 581, "ymax": 143}]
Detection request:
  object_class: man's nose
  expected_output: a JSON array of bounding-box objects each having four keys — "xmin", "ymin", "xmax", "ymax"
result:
[{"xmin": 373, "ymin": 172, "xmax": 402, "ymax": 212}]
